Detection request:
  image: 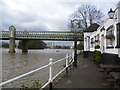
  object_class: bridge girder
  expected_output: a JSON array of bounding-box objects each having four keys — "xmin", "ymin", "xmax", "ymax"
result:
[{"xmin": 0, "ymin": 31, "xmax": 83, "ymax": 41}]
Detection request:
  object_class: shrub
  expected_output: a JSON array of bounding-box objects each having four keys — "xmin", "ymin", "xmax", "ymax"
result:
[
  {"xmin": 94, "ymin": 50, "xmax": 101, "ymax": 55},
  {"xmin": 94, "ymin": 51, "xmax": 102, "ymax": 65},
  {"xmin": 77, "ymin": 43, "xmax": 84, "ymax": 50},
  {"xmin": 95, "ymin": 45, "xmax": 100, "ymax": 49},
  {"xmin": 21, "ymin": 80, "xmax": 41, "ymax": 89},
  {"xmin": 95, "ymin": 56, "xmax": 102, "ymax": 62}
]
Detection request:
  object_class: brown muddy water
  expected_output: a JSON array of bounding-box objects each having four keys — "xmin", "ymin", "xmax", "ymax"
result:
[{"xmin": 1, "ymin": 48, "xmax": 73, "ymax": 88}]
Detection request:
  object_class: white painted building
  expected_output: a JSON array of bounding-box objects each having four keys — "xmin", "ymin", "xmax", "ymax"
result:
[{"xmin": 83, "ymin": 2, "xmax": 120, "ymax": 64}]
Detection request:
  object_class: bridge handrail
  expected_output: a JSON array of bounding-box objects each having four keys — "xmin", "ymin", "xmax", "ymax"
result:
[
  {"xmin": 0, "ymin": 31, "xmax": 83, "ymax": 36},
  {"xmin": 0, "ymin": 30, "xmax": 82, "ymax": 33},
  {"xmin": 0, "ymin": 31, "xmax": 9, "ymax": 37},
  {"xmin": 0, "ymin": 31, "xmax": 83, "ymax": 41},
  {"xmin": 0, "ymin": 54, "xmax": 74, "ymax": 89}
]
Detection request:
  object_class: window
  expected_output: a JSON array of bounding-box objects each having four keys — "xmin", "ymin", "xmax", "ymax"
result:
[
  {"xmin": 94, "ymin": 36, "xmax": 96, "ymax": 44},
  {"xmin": 91, "ymin": 38, "xmax": 94, "ymax": 48},
  {"xmin": 96, "ymin": 34, "xmax": 100, "ymax": 45},
  {"xmin": 106, "ymin": 25, "xmax": 115, "ymax": 48},
  {"xmin": 94, "ymin": 34, "xmax": 100, "ymax": 45}
]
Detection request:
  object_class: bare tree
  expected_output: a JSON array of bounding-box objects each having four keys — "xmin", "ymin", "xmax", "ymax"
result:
[{"xmin": 70, "ymin": 4, "xmax": 104, "ymax": 30}]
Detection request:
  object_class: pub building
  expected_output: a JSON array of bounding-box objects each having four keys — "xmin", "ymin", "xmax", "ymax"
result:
[{"xmin": 83, "ymin": 2, "xmax": 120, "ymax": 65}]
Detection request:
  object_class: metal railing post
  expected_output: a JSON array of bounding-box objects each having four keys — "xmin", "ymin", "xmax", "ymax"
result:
[
  {"xmin": 72, "ymin": 52, "xmax": 74, "ymax": 67},
  {"xmin": 66, "ymin": 54, "xmax": 69, "ymax": 74},
  {"xmin": 71, "ymin": 54, "xmax": 73, "ymax": 63},
  {"xmin": 49, "ymin": 58, "xmax": 53, "ymax": 90},
  {"xmin": 70, "ymin": 54, "xmax": 72, "ymax": 69}
]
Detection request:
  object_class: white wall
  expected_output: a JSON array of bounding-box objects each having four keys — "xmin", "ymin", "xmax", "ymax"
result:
[
  {"xmin": 83, "ymin": 3, "xmax": 120, "ymax": 55},
  {"xmin": 116, "ymin": 2, "xmax": 120, "ymax": 23},
  {"xmin": 84, "ymin": 32, "xmax": 92, "ymax": 51}
]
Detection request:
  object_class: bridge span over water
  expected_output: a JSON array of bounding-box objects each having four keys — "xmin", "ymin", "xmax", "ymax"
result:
[
  {"xmin": 1, "ymin": 25, "xmax": 83, "ymax": 67},
  {"xmin": 0, "ymin": 31, "xmax": 83, "ymax": 41},
  {"xmin": 0, "ymin": 30, "xmax": 83, "ymax": 53}
]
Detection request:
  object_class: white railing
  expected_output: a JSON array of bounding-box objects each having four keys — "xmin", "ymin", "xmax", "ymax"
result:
[
  {"xmin": 0, "ymin": 54, "xmax": 74, "ymax": 89},
  {"xmin": 0, "ymin": 31, "xmax": 83, "ymax": 40}
]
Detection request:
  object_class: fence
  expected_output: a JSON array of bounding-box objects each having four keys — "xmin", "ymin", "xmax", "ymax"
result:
[{"xmin": 0, "ymin": 53, "xmax": 74, "ymax": 90}]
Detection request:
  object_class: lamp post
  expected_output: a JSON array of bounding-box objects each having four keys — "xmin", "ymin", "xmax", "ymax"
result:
[{"xmin": 70, "ymin": 19, "xmax": 80, "ymax": 67}]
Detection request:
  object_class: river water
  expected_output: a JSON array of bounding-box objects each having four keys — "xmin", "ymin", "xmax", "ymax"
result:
[{"xmin": 1, "ymin": 48, "xmax": 73, "ymax": 88}]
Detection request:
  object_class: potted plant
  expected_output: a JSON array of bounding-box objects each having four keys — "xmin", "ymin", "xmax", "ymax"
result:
[{"xmin": 105, "ymin": 34, "xmax": 115, "ymax": 40}]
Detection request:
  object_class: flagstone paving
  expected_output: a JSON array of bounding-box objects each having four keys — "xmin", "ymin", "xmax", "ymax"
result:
[{"xmin": 55, "ymin": 54, "xmax": 106, "ymax": 88}]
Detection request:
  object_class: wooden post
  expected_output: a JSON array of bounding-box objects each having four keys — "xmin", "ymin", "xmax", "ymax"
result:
[{"xmin": 74, "ymin": 38, "xmax": 77, "ymax": 67}]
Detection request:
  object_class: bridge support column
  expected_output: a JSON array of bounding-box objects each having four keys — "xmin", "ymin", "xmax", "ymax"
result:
[
  {"xmin": 9, "ymin": 38, "xmax": 16, "ymax": 53},
  {"xmin": 74, "ymin": 38, "xmax": 77, "ymax": 67},
  {"xmin": 9, "ymin": 26, "xmax": 16, "ymax": 53},
  {"xmin": 22, "ymin": 40, "xmax": 28, "ymax": 53}
]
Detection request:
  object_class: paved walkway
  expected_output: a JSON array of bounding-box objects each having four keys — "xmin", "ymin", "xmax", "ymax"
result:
[{"xmin": 55, "ymin": 54, "xmax": 106, "ymax": 88}]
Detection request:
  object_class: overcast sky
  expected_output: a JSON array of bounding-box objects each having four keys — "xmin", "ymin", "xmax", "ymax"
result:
[{"xmin": 1, "ymin": 0, "xmax": 119, "ymax": 31}]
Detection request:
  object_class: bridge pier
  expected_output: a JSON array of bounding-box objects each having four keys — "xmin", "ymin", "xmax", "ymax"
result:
[
  {"xmin": 22, "ymin": 40, "xmax": 28, "ymax": 53},
  {"xmin": 9, "ymin": 26, "xmax": 16, "ymax": 53},
  {"xmin": 9, "ymin": 38, "xmax": 16, "ymax": 53}
]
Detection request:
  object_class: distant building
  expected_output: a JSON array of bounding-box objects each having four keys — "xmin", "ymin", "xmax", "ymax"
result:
[
  {"xmin": 83, "ymin": 2, "xmax": 120, "ymax": 65},
  {"xmin": 46, "ymin": 42, "xmax": 53, "ymax": 49}
]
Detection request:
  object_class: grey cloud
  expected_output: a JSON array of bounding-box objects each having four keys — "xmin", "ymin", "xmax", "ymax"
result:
[
  {"xmin": 2, "ymin": 1, "xmax": 76, "ymax": 31},
  {"xmin": 3, "ymin": 1, "xmax": 108, "ymax": 32},
  {"xmin": 2, "ymin": 3, "xmax": 48, "ymax": 31},
  {"xmin": 17, "ymin": 10, "xmax": 39, "ymax": 23}
]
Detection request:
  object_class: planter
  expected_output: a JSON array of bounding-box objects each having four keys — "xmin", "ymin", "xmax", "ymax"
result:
[
  {"xmin": 91, "ymin": 41, "xmax": 94, "ymax": 44},
  {"xmin": 95, "ymin": 40, "xmax": 100, "ymax": 42},
  {"xmin": 105, "ymin": 34, "xmax": 115, "ymax": 40}
]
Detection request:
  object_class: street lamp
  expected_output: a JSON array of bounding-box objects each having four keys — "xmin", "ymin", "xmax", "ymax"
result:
[
  {"xmin": 108, "ymin": 8, "xmax": 115, "ymax": 19},
  {"xmin": 70, "ymin": 19, "xmax": 80, "ymax": 67}
]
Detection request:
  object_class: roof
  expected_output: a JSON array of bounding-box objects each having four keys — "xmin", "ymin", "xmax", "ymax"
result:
[{"xmin": 83, "ymin": 23, "xmax": 100, "ymax": 32}]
